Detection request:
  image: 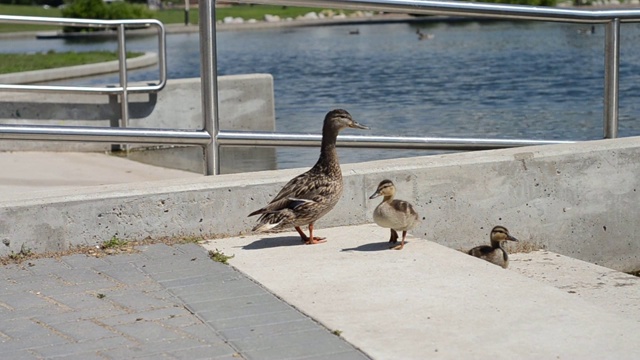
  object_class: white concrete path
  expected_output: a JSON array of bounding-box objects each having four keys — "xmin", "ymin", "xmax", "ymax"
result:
[{"xmin": 204, "ymin": 224, "xmax": 640, "ymax": 360}]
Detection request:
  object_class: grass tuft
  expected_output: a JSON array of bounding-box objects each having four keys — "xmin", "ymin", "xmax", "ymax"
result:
[
  {"xmin": 101, "ymin": 235, "xmax": 129, "ymax": 250},
  {"xmin": 208, "ymin": 249, "xmax": 234, "ymax": 265},
  {"xmin": 8, "ymin": 244, "xmax": 32, "ymax": 261}
]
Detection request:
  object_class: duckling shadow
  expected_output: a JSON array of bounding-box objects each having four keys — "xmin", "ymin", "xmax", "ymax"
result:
[
  {"xmin": 342, "ymin": 242, "xmax": 393, "ymax": 252},
  {"xmin": 242, "ymin": 235, "xmax": 304, "ymax": 250}
]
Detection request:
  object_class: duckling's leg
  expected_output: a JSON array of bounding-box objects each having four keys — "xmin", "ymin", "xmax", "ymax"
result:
[
  {"xmin": 388, "ymin": 229, "xmax": 399, "ymax": 249},
  {"xmin": 391, "ymin": 231, "xmax": 407, "ymax": 250},
  {"xmin": 389, "ymin": 229, "xmax": 399, "ymax": 244},
  {"xmin": 296, "ymin": 224, "xmax": 326, "ymax": 245}
]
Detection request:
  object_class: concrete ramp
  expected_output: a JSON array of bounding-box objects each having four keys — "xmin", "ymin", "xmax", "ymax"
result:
[{"xmin": 204, "ymin": 224, "xmax": 640, "ymax": 359}]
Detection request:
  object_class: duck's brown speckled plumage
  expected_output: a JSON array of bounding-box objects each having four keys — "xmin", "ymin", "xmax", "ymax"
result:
[
  {"xmin": 248, "ymin": 109, "xmax": 368, "ymax": 244},
  {"xmin": 369, "ymin": 179, "xmax": 420, "ymax": 250},
  {"xmin": 468, "ymin": 225, "xmax": 518, "ymax": 268}
]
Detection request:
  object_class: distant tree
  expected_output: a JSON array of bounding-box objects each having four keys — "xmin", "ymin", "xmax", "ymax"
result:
[
  {"xmin": 61, "ymin": 0, "xmax": 153, "ymax": 32},
  {"xmin": 61, "ymin": 0, "xmax": 108, "ymax": 26}
]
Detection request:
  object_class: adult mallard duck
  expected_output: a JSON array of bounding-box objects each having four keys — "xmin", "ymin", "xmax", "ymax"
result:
[
  {"xmin": 248, "ymin": 109, "xmax": 369, "ymax": 244},
  {"xmin": 468, "ymin": 225, "xmax": 518, "ymax": 268},
  {"xmin": 369, "ymin": 179, "xmax": 420, "ymax": 250}
]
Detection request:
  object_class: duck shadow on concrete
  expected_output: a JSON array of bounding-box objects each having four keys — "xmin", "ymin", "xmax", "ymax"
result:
[
  {"xmin": 242, "ymin": 235, "xmax": 305, "ymax": 250},
  {"xmin": 342, "ymin": 241, "xmax": 403, "ymax": 252}
]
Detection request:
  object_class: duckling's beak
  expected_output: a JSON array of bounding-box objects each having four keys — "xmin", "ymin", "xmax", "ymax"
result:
[
  {"xmin": 349, "ymin": 121, "xmax": 369, "ymax": 130},
  {"xmin": 369, "ymin": 190, "xmax": 381, "ymax": 199},
  {"xmin": 507, "ymin": 234, "xmax": 518, "ymax": 242}
]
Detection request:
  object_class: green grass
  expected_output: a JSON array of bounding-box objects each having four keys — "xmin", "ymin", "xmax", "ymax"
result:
[
  {"xmin": 208, "ymin": 249, "xmax": 234, "ymax": 265},
  {"xmin": 0, "ymin": 50, "xmax": 143, "ymax": 74},
  {"xmin": 0, "ymin": 4, "xmax": 343, "ymax": 74},
  {"xmin": 0, "ymin": 4, "xmax": 62, "ymax": 33},
  {"xmin": 101, "ymin": 235, "xmax": 129, "ymax": 250},
  {"xmin": 0, "ymin": 4, "xmax": 341, "ymax": 33}
]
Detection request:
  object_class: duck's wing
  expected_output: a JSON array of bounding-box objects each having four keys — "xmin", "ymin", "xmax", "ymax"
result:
[
  {"xmin": 249, "ymin": 170, "xmax": 335, "ymax": 216},
  {"xmin": 390, "ymin": 199, "xmax": 420, "ymax": 220},
  {"xmin": 468, "ymin": 245, "xmax": 493, "ymax": 257}
]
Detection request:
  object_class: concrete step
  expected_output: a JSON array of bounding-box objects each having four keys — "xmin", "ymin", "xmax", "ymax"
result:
[
  {"xmin": 509, "ymin": 250, "xmax": 640, "ymax": 322},
  {"xmin": 204, "ymin": 223, "xmax": 640, "ymax": 360}
]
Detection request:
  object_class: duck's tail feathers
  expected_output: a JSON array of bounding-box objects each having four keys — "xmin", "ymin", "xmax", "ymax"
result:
[
  {"xmin": 251, "ymin": 209, "xmax": 293, "ymax": 232},
  {"xmin": 248, "ymin": 208, "xmax": 265, "ymax": 217},
  {"xmin": 252, "ymin": 221, "xmax": 281, "ymax": 232}
]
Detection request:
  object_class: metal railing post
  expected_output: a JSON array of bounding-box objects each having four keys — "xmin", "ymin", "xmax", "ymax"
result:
[
  {"xmin": 199, "ymin": 0, "xmax": 221, "ymax": 175},
  {"xmin": 604, "ymin": 18, "xmax": 620, "ymax": 139},
  {"xmin": 117, "ymin": 23, "xmax": 129, "ymax": 151}
]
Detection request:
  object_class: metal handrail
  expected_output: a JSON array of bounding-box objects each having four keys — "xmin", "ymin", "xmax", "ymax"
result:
[
  {"xmin": 233, "ymin": 0, "xmax": 640, "ymax": 22},
  {"xmin": 0, "ymin": 15, "xmax": 167, "ymax": 95},
  {"xmin": 0, "ymin": 15, "xmax": 167, "ymax": 135},
  {"xmin": 0, "ymin": 124, "xmax": 211, "ymax": 145},
  {"xmin": 217, "ymin": 131, "xmax": 574, "ymax": 150},
  {"xmin": 197, "ymin": 0, "xmax": 640, "ymax": 174}
]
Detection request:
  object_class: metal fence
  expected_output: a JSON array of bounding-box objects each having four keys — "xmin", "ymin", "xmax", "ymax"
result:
[
  {"xmin": 2, "ymin": 1, "xmax": 640, "ymax": 176},
  {"xmin": 0, "ymin": 15, "xmax": 210, "ymax": 146},
  {"xmin": 201, "ymin": 0, "xmax": 640, "ymax": 174}
]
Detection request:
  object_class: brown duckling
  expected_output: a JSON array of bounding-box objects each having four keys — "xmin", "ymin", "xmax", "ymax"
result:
[
  {"xmin": 248, "ymin": 109, "xmax": 369, "ymax": 244},
  {"xmin": 468, "ymin": 225, "xmax": 518, "ymax": 268},
  {"xmin": 369, "ymin": 179, "xmax": 420, "ymax": 250}
]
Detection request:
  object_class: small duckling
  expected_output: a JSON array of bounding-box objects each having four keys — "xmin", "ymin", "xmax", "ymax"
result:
[
  {"xmin": 416, "ymin": 28, "xmax": 434, "ymax": 40},
  {"xmin": 468, "ymin": 225, "xmax": 518, "ymax": 268},
  {"xmin": 369, "ymin": 180, "xmax": 419, "ymax": 250}
]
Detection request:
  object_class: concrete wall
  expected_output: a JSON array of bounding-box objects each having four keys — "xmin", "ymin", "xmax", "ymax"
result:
[
  {"xmin": 1, "ymin": 136, "xmax": 639, "ymax": 272},
  {"xmin": 0, "ymin": 75, "xmax": 276, "ymax": 173}
]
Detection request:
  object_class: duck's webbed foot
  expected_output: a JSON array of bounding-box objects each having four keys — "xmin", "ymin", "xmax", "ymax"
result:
[
  {"xmin": 304, "ymin": 237, "xmax": 327, "ymax": 245},
  {"xmin": 295, "ymin": 224, "xmax": 327, "ymax": 245}
]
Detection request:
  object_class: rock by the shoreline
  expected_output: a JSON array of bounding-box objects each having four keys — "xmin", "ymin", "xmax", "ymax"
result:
[
  {"xmin": 222, "ymin": 16, "xmax": 244, "ymax": 24},
  {"xmin": 264, "ymin": 14, "xmax": 281, "ymax": 22},
  {"xmin": 301, "ymin": 12, "xmax": 319, "ymax": 20}
]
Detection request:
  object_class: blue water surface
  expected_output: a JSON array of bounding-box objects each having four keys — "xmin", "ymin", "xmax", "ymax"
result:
[{"xmin": 4, "ymin": 20, "xmax": 640, "ymax": 169}]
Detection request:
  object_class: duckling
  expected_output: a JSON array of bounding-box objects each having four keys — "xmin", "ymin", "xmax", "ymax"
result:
[
  {"xmin": 416, "ymin": 28, "xmax": 434, "ymax": 40},
  {"xmin": 369, "ymin": 179, "xmax": 419, "ymax": 250},
  {"xmin": 468, "ymin": 225, "xmax": 518, "ymax": 268},
  {"xmin": 248, "ymin": 109, "xmax": 369, "ymax": 244}
]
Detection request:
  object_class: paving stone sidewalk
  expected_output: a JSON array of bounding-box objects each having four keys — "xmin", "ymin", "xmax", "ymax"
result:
[{"xmin": 0, "ymin": 243, "xmax": 369, "ymax": 360}]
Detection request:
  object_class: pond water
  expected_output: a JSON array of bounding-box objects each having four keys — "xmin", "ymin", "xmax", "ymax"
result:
[{"xmin": 4, "ymin": 19, "xmax": 640, "ymax": 169}]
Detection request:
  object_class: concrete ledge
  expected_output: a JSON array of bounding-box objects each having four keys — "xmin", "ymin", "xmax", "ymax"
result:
[
  {"xmin": 0, "ymin": 52, "xmax": 158, "ymax": 85},
  {"xmin": 0, "ymin": 75, "xmax": 277, "ymax": 173},
  {"xmin": 1, "ymin": 136, "xmax": 640, "ymax": 272}
]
